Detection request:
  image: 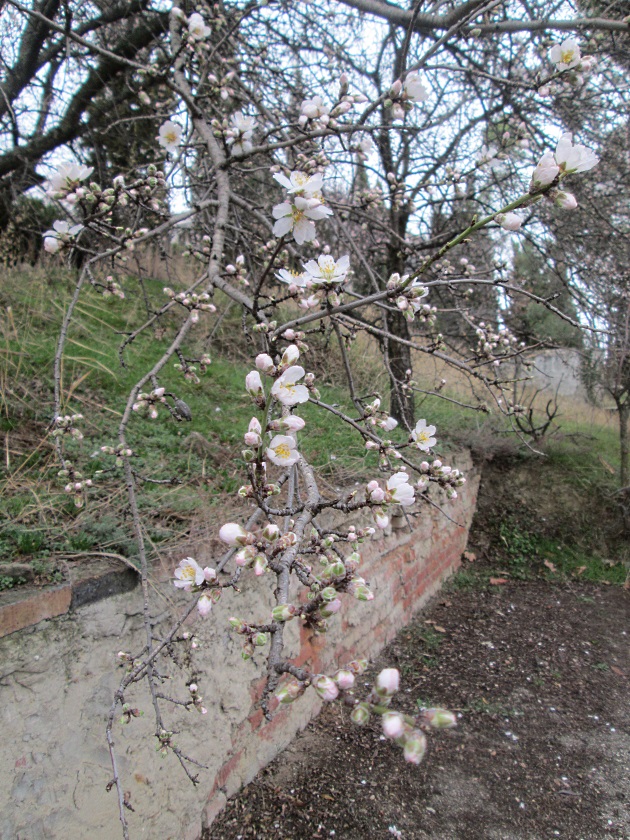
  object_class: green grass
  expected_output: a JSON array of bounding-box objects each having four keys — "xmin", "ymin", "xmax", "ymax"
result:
[{"xmin": 0, "ymin": 266, "xmax": 377, "ymax": 573}]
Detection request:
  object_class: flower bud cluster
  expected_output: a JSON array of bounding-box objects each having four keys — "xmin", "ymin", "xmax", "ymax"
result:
[
  {"xmin": 472, "ymin": 319, "xmax": 524, "ymax": 364},
  {"xmin": 187, "ymin": 682, "xmax": 208, "ymax": 715},
  {"xmin": 388, "ymin": 274, "xmax": 436, "ymax": 324},
  {"xmin": 386, "ymin": 74, "xmax": 429, "ymax": 120},
  {"xmin": 363, "ymin": 397, "xmax": 398, "ymax": 432},
  {"xmin": 163, "ymin": 288, "xmax": 216, "ymax": 323},
  {"xmin": 228, "ymin": 616, "xmax": 268, "ymax": 660},
  {"xmin": 417, "ymin": 459, "xmax": 466, "ymax": 499},
  {"xmin": 52, "ymin": 413, "xmax": 84, "ymax": 440},
  {"xmin": 57, "ymin": 461, "xmax": 91, "ymax": 508},
  {"xmin": 132, "ymin": 387, "xmax": 166, "ymax": 419},
  {"xmin": 101, "ymin": 275, "xmax": 125, "ymax": 300},
  {"xmin": 99, "ymin": 443, "xmax": 134, "ymax": 467},
  {"xmin": 224, "ymin": 254, "xmax": 249, "ymax": 285}
]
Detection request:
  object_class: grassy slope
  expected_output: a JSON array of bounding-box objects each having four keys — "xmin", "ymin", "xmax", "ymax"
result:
[{"xmin": 0, "ymin": 265, "xmax": 626, "ymax": 588}]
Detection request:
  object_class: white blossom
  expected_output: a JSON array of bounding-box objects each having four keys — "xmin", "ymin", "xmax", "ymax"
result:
[
  {"xmin": 531, "ymin": 151, "xmax": 560, "ymax": 187},
  {"xmin": 412, "ymin": 419, "xmax": 436, "ymax": 451},
  {"xmin": 272, "ymin": 197, "xmax": 332, "ymax": 245},
  {"xmin": 46, "ymin": 162, "xmax": 93, "ymax": 197},
  {"xmin": 303, "ymin": 254, "xmax": 350, "ymax": 286},
  {"xmin": 43, "ymin": 219, "xmax": 84, "ymax": 253},
  {"xmin": 300, "ymin": 95, "xmax": 330, "ymax": 123},
  {"xmin": 554, "ymin": 132, "xmax": 599, "ymax": 174},
  {"xmin": 157, "ymin": 120, "xmax": 183, "ymax": 153},
  {"xmin": 226, "ymin": 111, "xmax": 256, "ymax": 156},
  {"xmin": 188, "ymin": 12, "xmax": 211, "ymax": 40},
  {"xmin": 403, "ymin": 73, "xmax": 429, "ymax": 103},
  {"xmin": 173, "ymin": 557, "xmax": 205, "ymax": 590},
  {"xmin": 276, "ymin": 268, "xmax": 309, "ymax": 288},
  {"xmin": 386, "ymin": 472, "xmax": 415, "ymax": 506},
  {"xmin": 271, "ymin": 366, "xmax": 309, "ymax": 406},
  {"xmin": 266, "ymin": 434, "xmax": 299, "ymax": 467},
  {"xmin": 548, "ymin": 38, "xmax": 581, "ymax": 70},
  {"xmin": 273, "ymin": 170, "xmax": 323, "ymax": 196}
]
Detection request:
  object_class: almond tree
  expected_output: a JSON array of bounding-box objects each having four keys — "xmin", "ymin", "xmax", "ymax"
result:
[{"xmin": 3, "ymin": 2, "xmax": 626, "ymax": 837}]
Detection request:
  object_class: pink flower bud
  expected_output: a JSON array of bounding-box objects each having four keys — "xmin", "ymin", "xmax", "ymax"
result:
[
  {"xmin": 319, "ymin": 598, "xmax": 342, "ymax": 617},
  {"xmin": 376, "ymin": 668, "xmax": 400, "ymax": 696},
  {"xmin": 253, "ymin": 554, "xmax": 268, "ymax": 576},
  {"xmin": 382, "ymin": 712, "xmax": 406, "ymax": 740},
  {"xmin": 189, "ymin": 683, "xmax": 198, "ymax": 693},
  {"xmin": 197, "ymin": 594, "xmax": 212, "ymax": 617},
  {"xmin": 313, "ymin": 674, "xmax": 339, "ymax": 702},
  {"xmin": 219, "ymin": 522, "xmax": 249, "ymax": 545},
  {"xmin": 203, "ymin": 567, "xmax": 217, "ymax": 582},
  {"xmin": 369, "ymin": 486, "xmax": 386, "ymax": 504},
  {"xmin": 276, "ymin": 680, "xmax": 303, "ymax": 704},
  {"xmin": 256, "ymin": 353, "xmax": 275, "ymax": 374},
  {"xmin": 244, "ymin": 431, "xmax": 261, "ymax": 446},
  {"xmin": 375, "ymin": 511, "xmax": 389, "ymax": 530},
  {"xmin": 333, "ymin": 669, "xmax": 355, "ymax": 690},
  {"xmin": 389, "ymin": 79, "xmax": 402, "ymax": 97},
  {"xmin": 234, "ymin": 546, "xmax": 256, "ymax": 567},
  {"xmin": 262, "ymin": 522, "xmax": 280, "ymax": 541},
  {"xmin": 495, "ymin": 212, "xmax": 523, "ymax": 231},
  {"xmin": 245, "ymin": 370, "xmax": 264, "ymax": 395}
]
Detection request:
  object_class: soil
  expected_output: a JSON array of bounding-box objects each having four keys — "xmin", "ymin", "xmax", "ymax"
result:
[{"xmin": 207, "ymin": 459, "xmax": 630, "ymax": 840}]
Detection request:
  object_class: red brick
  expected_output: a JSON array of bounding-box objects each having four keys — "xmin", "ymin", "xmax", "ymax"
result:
[{"xmin": 0, "ymin": 584, "xmax": 72, "ymax": 637}]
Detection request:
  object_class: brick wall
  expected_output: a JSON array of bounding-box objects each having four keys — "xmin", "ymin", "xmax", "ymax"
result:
[{"xmin": 0, "ymin": 453, "xmax": 478, "ymax": 840}]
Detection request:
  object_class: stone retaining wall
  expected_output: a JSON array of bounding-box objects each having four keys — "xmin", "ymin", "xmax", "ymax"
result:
[{"xmin": 0, "ymin": 453, "xmax": 478, "ymax": 840}]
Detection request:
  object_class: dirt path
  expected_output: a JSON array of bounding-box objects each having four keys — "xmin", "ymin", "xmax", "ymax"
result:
[{"xmin": 208, "ymin": 581, "xmax": 629, "ymax": 840}]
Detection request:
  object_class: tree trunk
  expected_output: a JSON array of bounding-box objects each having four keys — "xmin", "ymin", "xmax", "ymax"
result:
[
  {"xmin": 615, "ymin": 396, "xmax": 630, "ymax": 534},
  {"xmin": 385, "ymin": 307, "xmax": 415, "ymax": 428}
]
